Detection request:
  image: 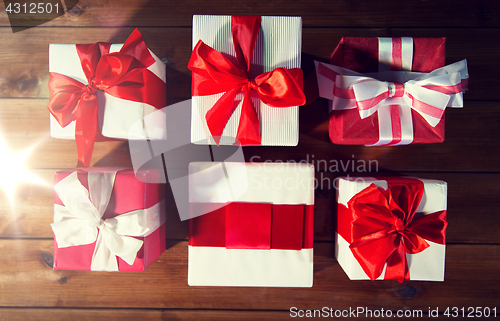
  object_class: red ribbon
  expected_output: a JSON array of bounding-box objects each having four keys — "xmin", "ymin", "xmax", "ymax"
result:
[
  {"xmin": 48, "ymin": 29, "xmax": 166, "ymax": 167},
  {"xmin": 189, "ymin": 202, "xmax": 314, "ymax": 250},
  {"xmin": 187, "ymin": 16, "xmax": 306, "ymax": 146},
  {"xmin": 342, "ymin": 178, "xmax": 447, "ymax": 282}
]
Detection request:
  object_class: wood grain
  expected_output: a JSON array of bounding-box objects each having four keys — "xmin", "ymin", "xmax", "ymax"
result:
[
  {"xmin": 0, "ymin": 308, "xmax": 483, "ymax": 321},
  {"xmin": 0, "ymin": 308, "xmax": 291, "ymax": 321},
  {"xmin": 0, "ymin": 27, "xmax": 496, "ymax": 100},
  {"xmin": 0, "ymin": 240, "xmax": 498, "ymax": 310},
  {"xmin": 0, "ymin": 0, "xmax": 498, "ymax": 28},
  {"xmin": 0, "ymin": 0, "xmax": 498, "ymax": 317},
  {"xmin": 0, "ymin": 170, "xmax": 498, "ymax": 244},
  {"xmin": 0, "ymin": 99, "xmax": 498, "ymax": 171}
]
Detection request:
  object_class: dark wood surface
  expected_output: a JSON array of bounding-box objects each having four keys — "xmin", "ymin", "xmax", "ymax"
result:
[{"xmin": 0, "ymin": 0, "xmax": 499, "ymax": 320}]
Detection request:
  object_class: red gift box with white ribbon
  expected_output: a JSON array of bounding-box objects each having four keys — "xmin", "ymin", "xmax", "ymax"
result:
[
  {"xmin": 336, "ymin": 177, "xmax": 447, "ymax": 282},
  {"xmin": 187, "ymin": 162, "xmax": 314, "ymax": 287},
  {"xmin": 315, "ymin": 37, "xmax": 468, "ymax": 146},
  {"xmin": 51, "ymin": 168, "xmax": 166, "ymax": 271}
]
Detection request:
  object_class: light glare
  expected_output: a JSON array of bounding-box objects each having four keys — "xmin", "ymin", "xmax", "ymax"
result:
[{"xmin": 0, "ymin": 137, "xmax": 48, "ymax": 203}]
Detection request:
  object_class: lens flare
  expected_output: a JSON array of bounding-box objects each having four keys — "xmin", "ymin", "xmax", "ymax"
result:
[{"xmin": 0, "ymin": 137, "xmax": 48, "ymax": 204}]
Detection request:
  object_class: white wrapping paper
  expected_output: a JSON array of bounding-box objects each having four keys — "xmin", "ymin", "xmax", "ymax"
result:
[
  {"xmin": 335, "ymin": 177, "xmax": 447, "ymax": 281},
  {"xmin": 49, "ymin": 43, "xmax": 167, "ymax": 140},
  {"xmin": 188, "ymin": 162, "xmax": 314, "ymax": 287},
  {"xmin": 191, "ymin": 15, "xmax": 302, "ymax": 146}
]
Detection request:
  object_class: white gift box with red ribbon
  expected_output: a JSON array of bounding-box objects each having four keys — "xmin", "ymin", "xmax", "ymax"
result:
[
  {"xmin": 49, "ymin": 43, "xmax": 167, "ymax": 140},
  {"xmin": 336, "ymin": 177, "xmax": 447, "ymax": 281},
  {"xmin": 188, "ymin": 162, "xmax": 314, "ymax": 287},
  {"xmin": 190, "ymin": 15, "xmax": 302, "ymax": 146}
]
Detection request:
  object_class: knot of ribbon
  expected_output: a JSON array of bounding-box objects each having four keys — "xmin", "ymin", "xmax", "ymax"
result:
[
  {"xmin": 51, "ymin": 170, "xmax": 161, "ymax": 271},
  {"xmin": 188, "ymin": 16, "xmax": 306, "ymax": 146},
  {"xmin": 84, "ymin": 79, "xmax": 101, "ymax": 95},
  {"xmin": 386, "ymin": 82, "xmax": 405, "ymax": 98},
  {"xmin": 48, "ymin": 29, "xmax": 166, "ymax": 167},
  {"xmin": 347, "ymin": 179, "xmax": 447, "ymax": 282}
]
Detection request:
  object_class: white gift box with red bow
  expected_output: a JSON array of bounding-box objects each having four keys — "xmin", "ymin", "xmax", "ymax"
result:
[
  {"xmin": 336, "ymin": 177, "xmax": 448, "ymax": 281},
  {"xmin": 190, "ymin": 15, "xmax": 302, "ymax": 146},
  {"xmin": 49, "ymin": 42, "xmax": 167, "ymax": 141}
]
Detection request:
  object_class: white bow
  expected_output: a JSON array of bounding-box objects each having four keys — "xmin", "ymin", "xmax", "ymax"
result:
[
  {"xmin": 51, "ymin": 171, "xmax": 162, "ymax": 271},
  {"xmin": 347, "ymin": 71, "xmax": 461, "ymax": 127},
  {"xmin": 315, "ymin": 59, "xmax": 468, "ymax": 145}
]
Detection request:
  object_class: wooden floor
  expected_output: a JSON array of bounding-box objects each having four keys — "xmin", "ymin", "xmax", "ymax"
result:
[{"xmin": 1, "ymin": 0, "xmax": 499, "ymax": 320}]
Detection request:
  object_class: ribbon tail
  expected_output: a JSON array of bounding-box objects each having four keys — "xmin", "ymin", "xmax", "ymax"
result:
[
  {"xmin": 100, "ymin": 222, "xmax": 144, "ymax": 266},
  {"xmin": 75, "ymin": 96, "xmax": 99, "ymax": 167},
  {"xmin": 90, "ymin": 230, "xmax": 119, "ymax": 271},
  {"xmin": 235, "ymin": 88, "xmax": 261, "ymax": 145},
  {"xmin": 205, "ymin": 87, "xmax": 241, "ymax": 145},
  {"xmin": 384, "ymin": 243, "xmax": 408, "ymax": 283}
]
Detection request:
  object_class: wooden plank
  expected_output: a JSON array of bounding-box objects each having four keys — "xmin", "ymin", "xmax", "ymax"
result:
[
  {"xmin": 0, "ymin": 27, "xmax": 190, "ymax": 99},
  {"xmin": 0, "ymin": 308, "xmax": 478, "ymax": 321},
  {"xmin": 0, "ymin": 0, "xmax": 496, "ymax": 317},
  {"xmin": 0, "ymin": 0, "xmax": 499, "ymax": 28},
  {"xmin": 0, "ymin": 240, "xmax": 498, "ymax": 310},
  {"xmin": 0, "ymin": 308, "xmax": 291, "ymax": 321},
  {"xmin": 0, "ymin": 27, "xmax": 496, "ymax": 100},
  {"xmin": 1, "ymin": 170, "xmax": 499, "ymax": 243},
  {"xmin": 0, "ymin": 99, "xmax": 498, "ymax": 172}
]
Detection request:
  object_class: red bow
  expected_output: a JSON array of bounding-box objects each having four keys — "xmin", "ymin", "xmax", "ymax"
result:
[
  {"xmin": 346, "ymin": 179, "xmax": 447, "ymax": 282},
  {"xmin": 188, "ymin": 16, "xmax": 306, "ymax": 146},
  {"xmin": 48, "ymin": 29, "xmax": 166, "ymax": 167}
]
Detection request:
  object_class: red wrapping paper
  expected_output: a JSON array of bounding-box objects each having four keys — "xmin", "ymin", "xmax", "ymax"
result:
[{"xmin": 329, "ymin": 37, "xmax": 447, "ymax": 145}]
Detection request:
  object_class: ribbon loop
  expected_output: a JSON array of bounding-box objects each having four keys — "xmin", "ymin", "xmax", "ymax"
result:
[
  {"xmin": 188, "ymin": 16, "xmax": 306, "ymax": 146},
  {"xmin": 48, "ymin": 29, "xmax": 164, "ymax": 167},
  {"xmin": 51, "ymin": 170, "xmax": 160, "ymax": 271}
]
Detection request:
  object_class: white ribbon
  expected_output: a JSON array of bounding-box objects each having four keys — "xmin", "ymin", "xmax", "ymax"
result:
[
  {"xmin": 51, "ymin": 170, "xmax": 164, "ymax": 271},
  {"xmin": 378, "ymin": 37, "xmax": 413, "ymax": 71},
  {"xmin": 347, "ymin": 71, "xmax": 459, "ymax": 124},
  {"xmin": 315, "ymin": 59, "xmax": 468, "ymax": 146}
]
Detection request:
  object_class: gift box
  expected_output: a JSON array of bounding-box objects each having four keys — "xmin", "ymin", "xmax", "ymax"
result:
[
  {"xmin": 188, "ymin": 162, "xmax": 314, "ymax": 287},
  {"xmin": 188, "ymin": 15, "xmax": 306, "ymax": 146},
  {"xmin": 315, "ymin": 37, "xmax": 468, "ymax": 145},
  {"xmin": 336, "ymin": 177, "xmax": 448, "ymax": 282},
  {"xmin": 51, "ymin": 168, "xmax": 166, "ymax": 271},
  {"xmin": 48, "ymin": 29, "xmax": 167, "ymax": 166}
]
